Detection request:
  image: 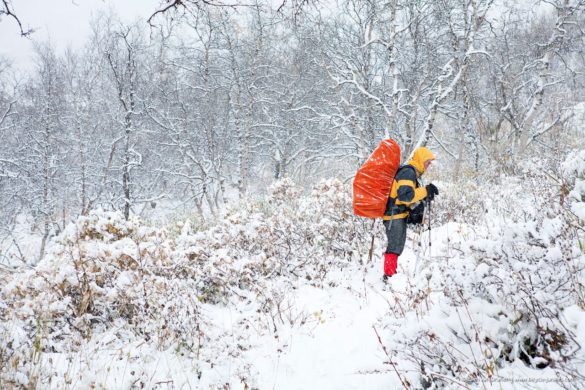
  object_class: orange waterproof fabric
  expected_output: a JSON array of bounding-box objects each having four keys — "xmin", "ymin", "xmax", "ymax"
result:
[{"xmin": 353, "ymin": 139, "xmax": 401, "ymax": 218}]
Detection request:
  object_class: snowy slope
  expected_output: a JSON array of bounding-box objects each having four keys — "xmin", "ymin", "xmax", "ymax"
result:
[{"xmin": 1, "ymin": 157, "xmax": 585, "ymax": 389}]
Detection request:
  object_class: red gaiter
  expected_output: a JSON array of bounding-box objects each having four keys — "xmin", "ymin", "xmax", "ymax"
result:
[{"xmin": 384, "ymin": 253, "xmax": 398, "ymax": 276}]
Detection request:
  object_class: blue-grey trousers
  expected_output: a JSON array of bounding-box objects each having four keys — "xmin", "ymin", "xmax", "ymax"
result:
[{"xmin": 383, "ymin": 218, "xmax": 407, "ymax": 255}]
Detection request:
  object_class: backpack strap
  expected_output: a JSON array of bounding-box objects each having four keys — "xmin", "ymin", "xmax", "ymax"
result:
[{"xmin": 398, "ymin": 164, "xmax": 417, "ymax": 180}]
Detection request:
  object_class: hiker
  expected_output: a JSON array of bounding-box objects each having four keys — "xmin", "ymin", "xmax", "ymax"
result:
[{"xmin": 382, "ymin": 147, "xmax": 438, "ymax": 278}]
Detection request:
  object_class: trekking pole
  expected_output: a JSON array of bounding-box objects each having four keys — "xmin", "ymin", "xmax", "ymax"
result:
[
  {"xmin": 412, "ymin": 200, "xmax": 427, "ymax": 277},
  {"xmin": 412, "ymin": 221, "xmax": 423, "ymax": 278},
  {"xmin": 427, "ymin": 198, "xmax": 432, "ymax": 262}
]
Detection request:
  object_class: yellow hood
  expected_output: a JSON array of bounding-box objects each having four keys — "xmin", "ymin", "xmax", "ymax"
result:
[{"xmin": 407, "ymin": 147, "xmax": 435, "ymax": 175}]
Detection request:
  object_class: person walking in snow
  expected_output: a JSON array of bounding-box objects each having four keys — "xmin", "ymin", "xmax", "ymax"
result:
[{"xmin": 382, "ymin": 147, "xmax": 438, "ymax": 279}]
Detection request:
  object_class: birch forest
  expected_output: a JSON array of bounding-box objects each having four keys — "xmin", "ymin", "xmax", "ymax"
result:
[{"xmin": 1, "ymin": 0, "xmax": 584, "ymax": 259}]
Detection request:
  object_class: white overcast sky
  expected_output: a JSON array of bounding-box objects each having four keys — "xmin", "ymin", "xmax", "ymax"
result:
[
  {"xmin": 0, "ymin": 0, "xmax": 549, "ymax": 72},
  {"xmin": 0, "ymin": 0, "xmax": 162, "ymax": 70}
]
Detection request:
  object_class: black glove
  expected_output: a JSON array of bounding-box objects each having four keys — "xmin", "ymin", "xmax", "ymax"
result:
[
  {"xmin": 425, "ymin": 183, "xmax": 439, "ymax": 201},
  {"xmin": 407, "ymin": 202, "xmax": 425, "ymax": 225}
]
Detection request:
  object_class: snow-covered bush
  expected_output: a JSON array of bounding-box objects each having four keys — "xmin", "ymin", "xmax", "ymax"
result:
[
  {"xmin": 0, "ymin": 179, "xmax": 374, "ymax": 387},
  {"xmin": 178, "ymin": 178, "xmax": 372, "ymax": 296},
  {"xmin": 0, "ymin": 210, "xmax": 204, "ymax": 387},
  {"xmin": 267, "ymin": 177, "xmax": 302, "ymax": 205}
]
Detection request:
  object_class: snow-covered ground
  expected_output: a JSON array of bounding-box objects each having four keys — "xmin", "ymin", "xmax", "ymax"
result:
[{"xmin": 2, "ymin": 153, "xmax": 585, "ymax": 389}]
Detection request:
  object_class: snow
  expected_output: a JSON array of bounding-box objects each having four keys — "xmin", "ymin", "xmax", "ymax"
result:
[
  {"xmin": 569, "ymin": 102, "xmax": 585, "ymax": 135},
  {"xmin": 1, "ymin": 166, "xmax": 585, "ymax": 388},
  {"xmin": 0, "ymin": 213, "xmax": 42, "ymax": 267},
  {"xmin": 208, "ymin": 281, "xmax": 391, "ymax": 389},
  {"xmin": 573, "ymin": 203, "xmax": 585, "ymax": 222},
  {"xmin": 563, "ymin": 150, "xmax": 585, "ymax": 222}
]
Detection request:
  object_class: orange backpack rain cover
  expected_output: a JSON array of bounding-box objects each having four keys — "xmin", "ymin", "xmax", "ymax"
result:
[{"xmin": 353, "ymin": 139, "xmax": 401, "ymax": 218}]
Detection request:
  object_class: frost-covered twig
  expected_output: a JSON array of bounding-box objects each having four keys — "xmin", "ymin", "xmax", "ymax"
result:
[{"xmin": 373, "ymin": 325, "xmax": 410, "ymax": 389}]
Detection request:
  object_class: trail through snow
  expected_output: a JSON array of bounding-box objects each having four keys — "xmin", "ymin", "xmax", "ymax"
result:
[{"xmin": 206, "ymin": 227, "xmax": 440, "ymax": 390}]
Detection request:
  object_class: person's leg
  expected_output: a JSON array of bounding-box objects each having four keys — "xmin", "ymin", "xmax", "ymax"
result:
[{"xmin": 383, "ymin": 218, "xmax": 407, "ymax": 276}]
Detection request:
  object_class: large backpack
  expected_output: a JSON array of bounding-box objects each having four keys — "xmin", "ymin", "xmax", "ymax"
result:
[{"xmin": 352, "ymin": 139, "xmax": 401, "ymax": 218}]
